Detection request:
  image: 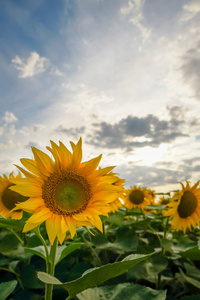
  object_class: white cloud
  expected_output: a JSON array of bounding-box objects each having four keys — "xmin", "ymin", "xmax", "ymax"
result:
[
  {"xmin": 120, "ymin": 0, "xmax": 151, "ymax": 41},
  {"xmin": 3, "ymin": 111, "xmax": 18, "ymax": 123},
  {"xmin": 33, "ymin": 124, "xmax": 46, "ymax": 132},
  {"xmin": 50, "ymin": 68, "xmax": 65, "ymax": 77},
  {"xmin": 181, "ymin": 0, "xmax": 200, "ymax": 22},
  {"xmin": 11, "ymin": 51, "xmax": 48, "ymax": 78}
]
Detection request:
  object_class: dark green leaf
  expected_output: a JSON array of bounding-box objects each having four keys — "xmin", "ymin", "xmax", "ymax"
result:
[
  {"xmin": 127, "ymin": 253, "xmax": 168, "ymax": 281},
  {"xmin": 0, "ymin": 217, "xmax": 24, "ymax": 231},
  {"xmin": 20, "ymin": 265, "xmax": 45, "ymax": 289},
  {"xmin": 179, "ymin": 245, "xmax": 200, "ymax": 261},
  {"xmin": 77, "ymin": 283, "xmax": 167, "ymax": 300},
  {"xmin": 179, "ymin": 268, "xmax": 200, "ymax": 289},
  {"xmin": 0, "ymin": 280, "xmax": 17, "ymax": 300},
  {"xmin": 38, "ymin": 253, "xmax": 153, "ymax": 299},
  {"xmin": 0, "ymin": 234, "xmax": 19, "ymax": 253},
  {"xmin": 25, "ymin": 246, "xmax": 47, "ymax": 260},
  {"xmin": 180, "ymin": 295, "xmax": 200, "ymax": 300},
  {"xmin": 55, "ymin": 242, "xmax": 83, "ymax": 265},
  {"xmin": 114, "ymin": 227, "xmax": 138, "ymax": 253}
]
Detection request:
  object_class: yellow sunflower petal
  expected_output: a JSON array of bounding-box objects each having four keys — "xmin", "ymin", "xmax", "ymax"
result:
[
  {"xmin": 20, "ymin": 158, "xmax": 42, "ymax": 177},
  {"xmin": 46, "ymin": 215, "xmax": 57, "ymax": 245},
  {"xmin": 14, "ymin": 164, "xmax": 43, "ymax": 183},
  {"xmin": 66, "ymin": 217, "xmax": 77, "ymax": 238},
  {"xmin": 79, "ymin": 154, "xmax": 102, "ymax": 176},
  {"xmin": 31, "ymin": 147, "xmax": 53, "ymax": 177},
  {"xmin": 15, "ymin": 198, "xmax": 44, "ymax": 213},
  {"xmin": 70, "ymin": 138, "xmax": 82, "ymax": 169},
  {"xmin": 27, "ymin": 207, "xmax": 52, "ymax": 224},
  {"xmin": 9, "ymin": 184, "xmax": 42, "ymax": 197},
  {"xmin": 90, "ymin": 214, "xmax": 103, "ymax": 232},
  {"xmin": 23, "ymin": 221, "xmax": 42, "ymax": 232},
  {"xmin": 59, "ymin": 141, "xmax": 72, "ymax": 168}
]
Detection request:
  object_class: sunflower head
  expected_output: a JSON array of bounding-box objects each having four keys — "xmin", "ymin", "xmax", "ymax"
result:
[
  {"xmin": 0, "ymin": 172, "xmax": 27, "ymax": 219},
  {"xmin": 157, "ymin": 196, "xmax": 170, "ymax": 205},
  {"xmin": 123, "ymin": 185, "xmax": 152, "ymax": 210},
  {"xmin": 11, "ymin": 138, "xmax": 121, "ymax": 244},
  {"xmin": 163, "ymin": 181, "xmax": 200, "ymax": 233}
]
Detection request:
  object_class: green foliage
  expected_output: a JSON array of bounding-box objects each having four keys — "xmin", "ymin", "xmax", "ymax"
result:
[
  {"xmin": 76, "ymin": 283, "xmax": 167, "ymax": 300},
  {"xmin": 0, "ymin": 280, "xmax": 17, "ymax": 300},
  {"xmin": 38, "ymin": 253, "xmax": 153, "ymax": 299},
  {"xmin": 1, "ymin": 203, "xmax": 200, "ymax": 299}
]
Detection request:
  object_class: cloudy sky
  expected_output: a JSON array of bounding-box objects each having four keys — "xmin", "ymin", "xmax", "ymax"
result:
[{"xmin": 0, "ymin": 0, "xmax": 200, "ymax": 193}]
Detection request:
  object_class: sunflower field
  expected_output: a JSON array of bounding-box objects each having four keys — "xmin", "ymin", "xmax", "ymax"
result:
[{"xmin": 1, "ymin": 138, "xmax": 200, "ymax": 300}]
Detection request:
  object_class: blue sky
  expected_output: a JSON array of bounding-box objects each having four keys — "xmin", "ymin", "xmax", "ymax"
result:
[{"xmin": 0, "ymin": 0, "xmax": 200, "ymax": 193}]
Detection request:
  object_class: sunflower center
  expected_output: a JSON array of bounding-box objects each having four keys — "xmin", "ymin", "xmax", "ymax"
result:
[
  {"xmin": 42, "ymin": 170, "xmax": 91, "ymax": 216},
  {"xmin": 177, "ymin": 191, "xmax": 197, "ymax": 218},
  {"xmin": 1, "ymin": 185, "xmax": 28, "ymax": 211},
  {"xmin": 129, "ymin": 190, "xmax": 144, "ymax": 205}
]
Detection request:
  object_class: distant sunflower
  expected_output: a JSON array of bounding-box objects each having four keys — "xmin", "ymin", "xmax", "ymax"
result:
[
  {"xmin": 143, "ymin": 188, "xmax": 157, "ymax": 214},
  {"xmin": 157, "ymin": 195, "xmax": 169, "ymax": 205},
  {"xmin": 123, "ymin": 186, "xmax": 152, "ymax": 210},
  {"xmin": 163, "ymin": 181, "xmax": 200, "ymax": 233},
  {"xmin": 0, "ymin": 172, "xmax": 27, "ymax": 219},
  {"xmin": 11, "ymin": 138, "xmax": 120, "ymax": 244},
  {"xmin": 147, "ymin": 189, "xmax": 156, "ymax": 204}
]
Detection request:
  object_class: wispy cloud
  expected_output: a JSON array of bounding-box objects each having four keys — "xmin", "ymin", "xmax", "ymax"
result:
[
  {"xmin": 181, "ymin": 0, "xmax": 200, "ymax": 22},
  {"xmin": 2, "ymin": 111, "xmax": 18, "ymax": 123},
  {"xmin": 120, "ymin": 0, "xmax": 151, "ymax": 41},
  {"xmin": 11, "ymin": 52, "xmax": 48, "ymax": 78},
  {"xmin": 180, "ymin": 41, "xmax": 200, "ymax": 100}
]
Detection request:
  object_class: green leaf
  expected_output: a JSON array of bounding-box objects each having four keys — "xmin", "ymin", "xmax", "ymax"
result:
[
  {"xmin": 20, "ymin": 265, "xmax": 45, "ymax": 289},
  {"xmin": 77, "ymin": 283, "xmax": 167, "ymax": 300},
  {"xmin": 0, "ymin": 234, "xmax": 19, "ymax": 253},
  {"xmin": 0, "ymin": 217, "xmax": 24, "ymax": 231},
  {"xmin": 38, "ymin": 272, "xmax": 62, "ymax": 285},
  {"xmin": 55, "ymin": 242, "xmax": 83, "ymax": 265},
  {"xmin": 106, "ymin": 210, "xmax": 125, "ymax": 226},
  {"xmin": 180, "ymin": 295, "xmax": 200, "ymax": 300},
  {"xmin": 92, "ymin": 235, "xmax": 123, "ymax": 254},
  {"xmin": 114, "ymin": 227, "xmax": 138, "ymax": 253},
  {"xmin": 172, "ymin": 236, "xmax": 196, "ymax": 253},
  {"xmin": 0, "ymin": 280, "xmax": 17, "ymax": 300},
  {"xmin": 38, "ymin": 252, "xmax": 153, "ymax": 299},
  {"xmin": 127, "ymin": 253, "xmax": 168, "ymax": 281},
  {"xmin": 184, "ymin": 263, "xmax": 200, "ymax": 281},
  {"xmin": 179, "ymin": 268, "xmax": 200, "ymax": 289},
  {"xmin": 25, "ymin": 246, "xmax": 47, "ymax": 260},
  {"xmin": 179, "ymin": 245, "xmax": 200, "ymax": 261},
  {"xmin": 147, "ymin": 205, "xmax": 166, "ymax": 210},
  {"xmin": 160, "ymin": 239, "xmax": 173, "ymax": 254}
]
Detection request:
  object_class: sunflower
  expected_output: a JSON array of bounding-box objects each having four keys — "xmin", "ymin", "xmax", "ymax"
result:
[
  {"xmin": 163, "ymin": 181, "xmax": 200, "ymax": 233},
  {"xmin": 0, "ymin": 172, "xmax": 27, "ymax": 219},
  {"xmin": 147, "ymin": 189, "xmax": 156, "ymax": 205},
  {"xmin": 11, "ymin": 138, "xmax": 120, "ymax": 245},
  {"xmin": 157, "ymin": 195, "xmax": 169, "ymax": 205},
  {"xmin": 123, "ymin": 185, "xmax": 152, "ymax": 210}
]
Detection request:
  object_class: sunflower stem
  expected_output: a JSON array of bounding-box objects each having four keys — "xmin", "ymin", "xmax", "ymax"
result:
[
  {"xmin": 9, "ymin": 228, "xmax": 24, "ymax": 245},
  {"xmin": 34, "ymin": 227, "xmax": 50, "ymax": 269},
  {"xmin": 45, "ymin": 237, "xmax": 58, "ymax": 300}
]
